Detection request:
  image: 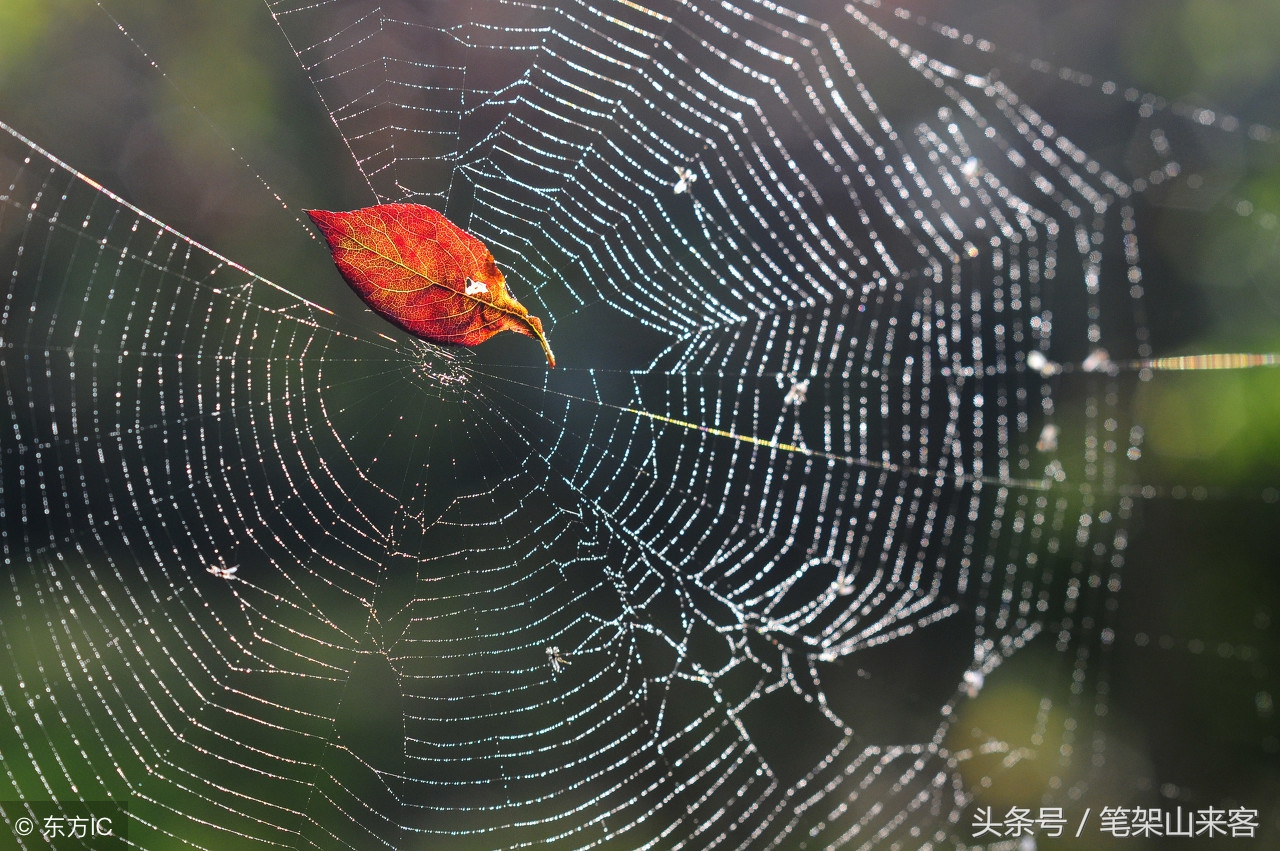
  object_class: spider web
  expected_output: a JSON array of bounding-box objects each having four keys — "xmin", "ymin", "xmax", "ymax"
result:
[{"xmin": 2, "ymin": 0, "xmax": 1277, "ymax": 848}]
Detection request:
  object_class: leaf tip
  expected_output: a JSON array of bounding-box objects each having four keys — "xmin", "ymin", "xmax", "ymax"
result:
[{"xmin": 524, "ymin": 314, "xmax": 555, "ymax": 368}]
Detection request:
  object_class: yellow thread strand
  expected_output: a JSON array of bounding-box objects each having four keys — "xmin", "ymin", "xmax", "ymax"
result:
[
  {"xmin": 487, "ymin": 372, "xmax": 1053, "ymax": 491},
  {"xmin": 1131, "ymin": 353, "xmax": 1280, "ymax": 371},
  {"xmin": 613, "ymin": 403, "xmax": 1052, "ymax": 490},
  {"xmin": 622, "ymin": 405, "xmax": 832, "ymax": 459}
]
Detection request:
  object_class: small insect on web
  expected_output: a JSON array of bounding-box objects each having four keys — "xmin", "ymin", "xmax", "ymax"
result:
[
  {"xmin": 205, "ymin": 549, "xmax": 239, "ymax": 580},
  {"xmin": 206, "ymin": 561, "xmax": 238, "ymax": 580},
  {"xmin": 673, "ymin": 165, "xmax": 697, "ymax": 194},
  {"xmin": 545, "ymin": 646, "xmax": 570, "ymax": 674},
  {"xmin": 307, "ymin": 204, "xmax": 556, "ymax": 367},
  {"xmin": 782, "ymin": 376, "xmax": 809, "ymax": 406}
]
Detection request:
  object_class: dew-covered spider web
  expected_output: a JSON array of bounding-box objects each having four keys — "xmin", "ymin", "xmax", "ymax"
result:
[{"xmin": 2, "ymin": 0, "xmax": 1278, "ymax": 848}]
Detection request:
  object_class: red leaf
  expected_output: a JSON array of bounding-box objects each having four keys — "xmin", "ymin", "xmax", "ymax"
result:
[{"xmin": 306, "ymin": 204, "xmax": 555, "ymax": 367}]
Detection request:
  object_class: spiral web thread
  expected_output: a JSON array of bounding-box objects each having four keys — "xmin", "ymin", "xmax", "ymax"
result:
[{"xmin": 1, "ymin": 0, "xmax": 1276, "ymax": 848}]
